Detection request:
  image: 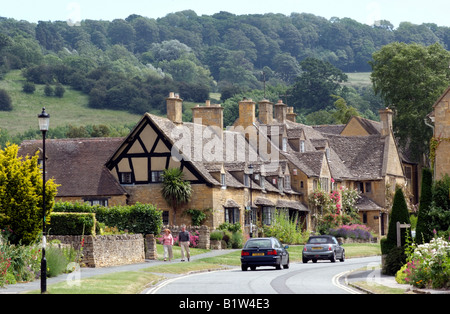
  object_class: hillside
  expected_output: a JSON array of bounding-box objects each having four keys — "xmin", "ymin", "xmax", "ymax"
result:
[{"xmin": 0, "ymin": 70, "xmax": 141, "ymax": 136}]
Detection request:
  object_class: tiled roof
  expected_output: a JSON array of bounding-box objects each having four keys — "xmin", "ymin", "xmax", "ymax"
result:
[{"xmin": 19, "ymin": 138, "xmax": 127, "ymax": 198}]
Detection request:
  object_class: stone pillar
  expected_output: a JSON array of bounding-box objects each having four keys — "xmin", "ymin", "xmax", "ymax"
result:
[
  {"xmin": 198, "ymin": 225, "xmax": 210, "ymax": 249},
  {"xmin": 145, "ymin": 234, "xmax": 158, "ymax": 260}
]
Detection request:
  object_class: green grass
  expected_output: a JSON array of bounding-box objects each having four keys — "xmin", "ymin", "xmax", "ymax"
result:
[
  {"xmin": 344, "ymin": 72, "xmax": 372, "ymax": 87},
  {"xmin": 0, "ymin": 70, "xmax": 141, "ymax": 136}
]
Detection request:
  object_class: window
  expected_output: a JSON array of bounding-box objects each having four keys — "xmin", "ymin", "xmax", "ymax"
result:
[
  {"xmin": 278, "ymin": 177, "xmax": 283, "ymax": 192},
  {"xmin": 85, "ymin": 199, "xmax": 108, "ymax": 206},
  {"xmin": 151, "ymin": 171, "xmax": 164, "ymax": 182},
  {"xmin": 120, "ymin": 172, "xmax": 132, "ymax": 184},
  {"xmin": 282, "ymin": 137, "xmax": 288, "ymax": 152},
  {"xmin": 320, "ymin": 177, "xmax": 329, "ymax": 192},
  {"xmin": 260, "ymin": 175, "xmax": 265, "ymax": 190},
  {"xmin": 221, "ymin": 173, "xmax": 226, "ymax": 188},
  {"xmin": 244, "ymin": 174, "xmax": 250, "ymax": 187},
  {"xmin": 225, "ymin": 207, "xmax": 240, "ymax": 224},
  {"xmin": 263, "ymin": 207, "xmax": 275, "ymax": 225},
  {"xmin": 365, "ymin": 182, "xmax": 372, "ymax": 193},
  {"xmin": 284, "ymin": 175, "xmax": 291, "ymax": 190},
  {"xmin": 162, "ymin": 211, "xmax": 169, "ymax": 225},
  {"xmin": 300, "ymin": 140, "xmax": 305, "ymax": 153}
]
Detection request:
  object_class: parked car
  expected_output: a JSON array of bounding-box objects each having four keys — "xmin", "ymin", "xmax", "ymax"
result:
[
  {"xmin": 302, "ymin": 235, "xmax": 345, "ymax": 263},
  {"xmin": 241, "ymin": 237, "xmax": 289, "ymax": 271}
]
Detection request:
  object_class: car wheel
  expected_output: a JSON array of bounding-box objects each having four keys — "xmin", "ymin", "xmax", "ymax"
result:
[
  {"xmin": 283, "ymin": 258, "xmax": 290, "ymax": 269},
  {"xmin": 339, "ymin": 251, "xmax": 345, "ymax": 262},
  {"xmin": 330, "ymin": 252, "xmax": 336, "ymax": 263},
  {"xmin": 312, "ymin": 259, "xmax": 318, "ymax": 263},
  {"xmin": 302, "ymin": 257, "xmax": 308, "ymax": 263},
  {"xmin": 250, "ymin": 266, "xmax": 257, "ymax": 271},
  {"xmin": 241, "ymin": 264, "xmax": 248, "ymax": 271}
]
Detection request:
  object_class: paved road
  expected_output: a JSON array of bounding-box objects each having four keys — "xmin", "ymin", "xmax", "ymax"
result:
[{"xmin": 147, "ymin": 256, "xmax": 380, "ymax": 294}]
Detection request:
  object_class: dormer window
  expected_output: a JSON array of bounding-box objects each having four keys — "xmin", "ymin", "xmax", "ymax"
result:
[
  {"xmin": 284, "ymin": 175, "xmax": 291, "ymax": 190},
  {"xmin": 282, "ymin": 137, "xmax": 288, "ymax": 152},
  {"xmin": 300, "ymin": 140, "xmax": 305, "ymax": 153},
  {"xmin": 221, "ymin": 173, "xmax": 226, "ymax": 188},
  {"xmin": 260, "ymin": 175, "xmax": 265, "ymax": 190},
  {"xmin": 244, "ymin": 174, "xmax": 250, "ymax": 187},
  {"xmin": 278, "ymin": 176, "xmax": 283, "ymax": 192}
]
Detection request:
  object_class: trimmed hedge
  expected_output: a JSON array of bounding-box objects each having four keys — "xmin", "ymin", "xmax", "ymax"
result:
[
  {"xmin": 53, "ymin": 202, "xmax": 162, "ymax": 235},
  {"xmin": 49, "ymin": 212, "xmax": 96, "ymax": 235}
]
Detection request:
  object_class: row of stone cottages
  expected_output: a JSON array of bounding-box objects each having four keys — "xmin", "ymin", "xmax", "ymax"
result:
[{"xmin": 19, "ymin": 93, "xmax": 415, "ymax": 237}]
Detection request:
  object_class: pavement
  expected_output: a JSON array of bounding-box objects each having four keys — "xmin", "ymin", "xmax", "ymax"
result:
[
  {"xmin": 0, "ymin": 249, "xmax": 239, "ymax": 294},
  {"xmin": 1, "ymin": 250, "xmax": 448, "ymax": 294}
]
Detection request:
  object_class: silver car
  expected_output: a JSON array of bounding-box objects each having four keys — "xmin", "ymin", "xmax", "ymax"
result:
[{"xmin": 302, "ymin": 235, "xmax": 345, "ymax": 263}]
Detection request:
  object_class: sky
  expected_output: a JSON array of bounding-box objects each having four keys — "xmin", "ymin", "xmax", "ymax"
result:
[{"xmin": 1, "ymin": 0, "xmax": 450, "ymax": 28}]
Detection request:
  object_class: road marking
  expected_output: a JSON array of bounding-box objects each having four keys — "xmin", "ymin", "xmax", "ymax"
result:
[{"xmin": 332, "ymin": 271, "xmax": 362, "ymax": 294}]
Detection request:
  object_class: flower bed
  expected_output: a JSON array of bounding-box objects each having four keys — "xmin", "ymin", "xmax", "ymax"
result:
[
  {"xmin": 399, "ymin": 237, "xmax": 450, "ymax": 289},
  {"xmin": 329, "ymin": 224, "xmax": 374, "ymax": 242}
]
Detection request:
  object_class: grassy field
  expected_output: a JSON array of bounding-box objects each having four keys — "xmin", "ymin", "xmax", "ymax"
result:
[
  {"xmin": 0, "ymin": 70, "xmax": 142, "ymax": 136},
  {"xmin": 344, "ymin": 72, "xmax": 372, "ymax": 87}
]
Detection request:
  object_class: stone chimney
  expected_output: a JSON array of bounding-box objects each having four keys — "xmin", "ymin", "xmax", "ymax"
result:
[
  {"xmin": 379, "ymin": 108, "xmax": 393, "ymax": 136},
  {"xmin": 237, "ymin": 97, "xmax": 256, "ymax": 129},
  {"xmin": 191, "ymin": 100, "xmax": 224, "ymax": 138},
  {"xmin": 274, "ymin": 100, "xmax": 287, "ymax": 124},
  {"xmin": 166, "ymin": 92, "xmax": 183, "ymax": 124},
  {"xmin": 258, "ymin": 99, "xmax": 273, "ymax": 125},
  {"xmin": 286, "ymin": 107, "xmax": 297, "ymax": 122}
]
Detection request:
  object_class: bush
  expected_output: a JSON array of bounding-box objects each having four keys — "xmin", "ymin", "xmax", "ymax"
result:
[
  {"xmin": 53, "ymin": 202, "xmax": 163, "ymax": 235},
  {"xmin": 329, "ymin": 224, "xmax": 373, "ymax": 241},
  {"xmin": 49, "ymin": 212, "xmax": 96, "ymax": 235},
  {"xmin": 210, "ymin": 230, "xmax": 224, "ymax": 241},
  {"xmin": 0, "ymin": 89, "xmax": 12, "ymax": 111},
  {"xmin": 402, "ymin": 237, "xmax": 450, "ymax": 289},
  {"xmin": 22, "ymin": 81, "xmax": 36, "ymax": 94},
  {"xmin": 263, "ymin": 211, "xmax": 309, "ymax": 244}
]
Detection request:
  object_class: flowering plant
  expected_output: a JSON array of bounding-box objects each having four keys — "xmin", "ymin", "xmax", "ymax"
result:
[
  {"xmin": 329, "ymin": 224, "xmax": 373, "ymax": 241},
  {"xmin": 401, "ymin": 236, "xmax": 450, "ymax": 289}
]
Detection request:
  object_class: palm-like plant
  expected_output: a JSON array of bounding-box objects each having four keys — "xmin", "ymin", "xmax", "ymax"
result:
[{"xmin": 161, "ymin": 168, "xmax": 192, "ymax": 225}]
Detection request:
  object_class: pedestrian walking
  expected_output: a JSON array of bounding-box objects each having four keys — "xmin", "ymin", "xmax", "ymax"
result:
[
  {"xmin": 179, "ymin": 225, "xmax": 191, "ymax": 262},
  {"xmin": 162, "ymin": 229, "xmax": 174, "ymax": 261}
]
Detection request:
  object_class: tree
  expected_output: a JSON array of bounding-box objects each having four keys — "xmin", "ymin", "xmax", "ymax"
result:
[
  {"xmin": 0, "ymin": 144, "xmax": 58, "ymax": 245},
  {"xmin": 370, "ymin": 42, "xmax": 450, "ymax": 163},
  {"xmin": 416, "ymin": 168, "xmax": 433, "ymax": 244},
  {"xmin": 382, "ymin": 188, "xmax": 411, "ymax": 275},
  {"xmin": 161, "ymin": 168, "xmax": 192, "ymax": 225},
  {"xmin": 288, "ymin": 58, "xmax": 348, "ymax": 114}
]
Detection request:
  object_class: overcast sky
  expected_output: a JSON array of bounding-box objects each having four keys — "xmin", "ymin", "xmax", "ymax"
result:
[{"xmin": 2, "ymin": 0, "xmax": 449, "ymax": 28}]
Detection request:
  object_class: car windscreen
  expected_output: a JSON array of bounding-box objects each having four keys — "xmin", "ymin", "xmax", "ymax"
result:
[
  {"xmin": 307, "ymin": 237, "xmax": 333, "ymax": 244},
  {"xmin": 244, "ymin": 239, "xmax": 272, "ymax": 249}
]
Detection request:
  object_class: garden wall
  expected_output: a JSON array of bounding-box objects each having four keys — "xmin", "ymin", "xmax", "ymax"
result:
[{"xmin": 48, "ymin": 234, "xmax": 145, "ymax": 268}]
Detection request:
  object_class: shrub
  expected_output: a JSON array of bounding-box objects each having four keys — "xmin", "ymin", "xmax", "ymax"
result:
[
  {"xmin": 402, "ymin": 237, "xmax": 450, "ymax": 289},
  {"xmin": 53, "ymin": 202, "xmax": 162, "ymax": 235},
  {"xmin": 49, "ymin": 212, "xmax": 96, "ymax": 235},
  {"xmin": 263, "ymin": 211, "xmax": 309, "ymax": 245},
  {"xmin": 22, "ymin": 81, "xmax": 36, "ymax": 94},
  {"xmin": 329, "ymin": 224, "xmax": 373, "ymax": 241},
  {"xmin": 382, "ymin": 188, "xmax": 411, "ymax": 275},
  {"xmin": 210, "ymin": 230, "xmax": 224, "ymax": 241},
  {"xmin": 0, "ymin": 89, "xmax": 12, "ymax": 111}
]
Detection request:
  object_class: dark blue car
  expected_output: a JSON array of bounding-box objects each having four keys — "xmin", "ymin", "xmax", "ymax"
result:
[{"xmin": 241, "ymin": 237, "xmax": 289, "ymax": 271}]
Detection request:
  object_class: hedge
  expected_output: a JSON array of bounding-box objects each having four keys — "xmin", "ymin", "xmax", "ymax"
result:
[
  {"xmin": 53, "ymin": 202, "xmax": 162, "ymax": 235},
  {"xmin": 49, "ymin": 212, "xmax": 96, "ymax": 236}
]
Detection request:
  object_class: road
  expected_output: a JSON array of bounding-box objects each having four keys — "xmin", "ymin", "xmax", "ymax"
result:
[{"xmin": 147, "ymin": 256, "xmax": 380, "ymax": 294}]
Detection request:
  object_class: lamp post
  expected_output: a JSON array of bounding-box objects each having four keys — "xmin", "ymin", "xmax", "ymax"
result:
[
  {"xmin": 38, "ymin": 107, "xmax": 50, "ymax": 294},
  {"xmin": 247, "ymin": 164, "xmax": 254, "ymax": 238}
]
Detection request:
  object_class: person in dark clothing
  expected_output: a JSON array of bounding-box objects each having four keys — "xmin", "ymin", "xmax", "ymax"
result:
[{"xmin": 179, "ymin": 224, "xmax": 191, "ymax": 261}]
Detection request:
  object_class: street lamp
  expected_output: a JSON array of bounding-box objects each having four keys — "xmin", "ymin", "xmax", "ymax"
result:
[
  {"xmin": 247, "ymin": 164, "xmax": 254, "ymax": 238},
  {"xmin": 38, "ymin": 107, "xmax": 50, "ymax": 294}
]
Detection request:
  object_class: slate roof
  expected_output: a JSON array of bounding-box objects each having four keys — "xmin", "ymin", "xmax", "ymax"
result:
[{"xmin": 19, "ymin": 138, "xmax": 127, "ymax": 198}]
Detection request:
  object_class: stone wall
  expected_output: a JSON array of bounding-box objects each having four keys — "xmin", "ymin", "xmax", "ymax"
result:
[{"xmin": 48, "ymin": 234, "xmax": 145, "ymax": 268}]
